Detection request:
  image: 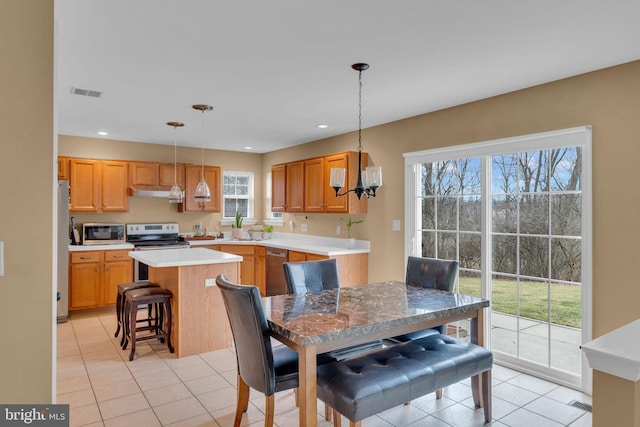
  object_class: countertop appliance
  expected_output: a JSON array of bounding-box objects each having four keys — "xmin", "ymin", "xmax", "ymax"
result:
[
  {"xmin": 126, "ymin": 223, "xmax": 189, "ymax": 281},
  {"xmin": 266, "ymin": 248, "xmax": 289, "ymax": 296},
  {"xmin": 57, "ymin": 180, "xmax": 69, "ymax": 322},
  {"xmin": 82, "ymin": 223, "xmax": 125, "ymax": 245}
]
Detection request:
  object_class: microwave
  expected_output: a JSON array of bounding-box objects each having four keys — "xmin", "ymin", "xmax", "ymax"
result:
[{"xmin": 82, "ymin": 223, "xmax": 125, "ymax": 245}]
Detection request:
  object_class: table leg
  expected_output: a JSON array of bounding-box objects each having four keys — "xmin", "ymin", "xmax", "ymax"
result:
[
  {"xmin": 298, "ymin": 345, "xmax": 317, "ymax": 427},
  {"xmin": 470, "ymin": 309, "xmax": 485, "ymax": 408}
]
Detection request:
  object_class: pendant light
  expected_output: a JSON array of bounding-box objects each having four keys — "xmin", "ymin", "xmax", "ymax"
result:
[
  {"xmin": 192, "ymin": 104, "xmax": 213, "ymax": 203},
  {"xmin": 167, "ymin": 121, "xmax": 184, "ymax": 203},
  {"xmin": 330, "ymin": 63, "xmax": 382, "ymax": 199}
]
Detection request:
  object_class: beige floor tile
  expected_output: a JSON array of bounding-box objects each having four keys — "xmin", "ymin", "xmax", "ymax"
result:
[
  {"xmin": 133, "ymin": 369, "xmax": 182, "ymax": 392},
  {"xmin": 144, "ymin": 382, "xmax": 192, "ymax": 407},
  {"xmin": 170, "ymin": 360, "xmax": 217, "ymax": 382},
  {"xmin": 92, "ymin": 377, "xmax": 142, "ymax": 402},
  {"xmin": 57, "ymin": 374, "xmax": 92, "ymax": 395},
  {"xmin": 153, "ymin": 397, "xmax": 208, "ymax": 425},
  {"xmin": 165, "ymin": 413, "xmax": 218, "ymax": 427},
  {"xmin": 98, "ymin": 392, "xmax": 150, "ymax": 420},
  {"xmin": 196, "ymin": 386, "xmax": 238, "ymax": 412},
  {"xmin": 183, "ymin": 373, "xmax": 231, "ymax": 395},
  {"xmin": 210, "ymin": 402, "xmax": 265, "ymax": 427},
  {"xmin": 57, "ymin": 388, "xmax": 97, "ymax": 409},
  {"xmin": 69, "ymin": 403, "xmax": 102, "ymax": 427},
  {"xmin": 200, "ymin": 349, "xmax": 237, "ymax": 373},
  {"xmin": 103, "ymin": 408, "xmax": 161, "ymax": 427}
]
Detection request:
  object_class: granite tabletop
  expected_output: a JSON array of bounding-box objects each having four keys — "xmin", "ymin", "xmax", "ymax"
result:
[{"xmin": 264, "ymin": 281, "xmax": 490, "ymax": 347}]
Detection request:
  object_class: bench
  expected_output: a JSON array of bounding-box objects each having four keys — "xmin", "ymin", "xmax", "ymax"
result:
[{"xmin": 316, "ymin": 333, "xmax": 493, "ymax": 426}]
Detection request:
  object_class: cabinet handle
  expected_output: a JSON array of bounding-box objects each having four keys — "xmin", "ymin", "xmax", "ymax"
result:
[
  {"xmin": 80, "ymin": 256, "xmax": 91, "ymax": 260},
  {"xmin": 95, "ymin": 268, "xmax": 100, "ymax": 272},
  {"xmin": 113, "ymin": 255, "xmax": 123, "ymax": 258}
]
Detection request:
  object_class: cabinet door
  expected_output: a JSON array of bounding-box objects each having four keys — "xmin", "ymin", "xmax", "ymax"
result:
[
  {"xmin": 305, "ymin": 253, "xmax": 329, "ymax": 261},
  {"xmin": 103, "ymin": 260, "xmax": 133, "ymax": 306},
  {"xmin": 58, "ymin": 156, "xmax": 70, "ymax": 180},
  {"xmin": 70, "ymin": 262, "xmax": 101, "ymax": 309},
  {"xmin": 324, "ymin": 153, "xmax": 349, "ymax": 213},
  {"xmin": 288, "ymin": 250, "xmax": 306, "ymax": 263},
  {"xmin": 181, "ymin": 165, "xmax": 220, "ymax": 212},
  {"xmin": 159, "ymin": 163, "xmax": 185, "ymax": 188},
  {"xmin": 271, "ymin": 164, "xmax": 286, "ymax": 212},
  {"xmin": 102, "ymin": 160, "xmax": 129, "ymax": 212},
  {"xmin": 219, "ymin": 245, "xmax": 255, "ymax": 284},
  {"xmin": 255, "ymin": 247, "xmax": 266, "ymax": 296},
  {"xmin": 70, "ymin": 158, "xmax": 101, "ymax": 212},
  {"xmin": 286, "ymin": 161, "xmax": 304, "ymax": 212},
  {"xmin": 129, "ymin": 162, "xmax": 158, "ymax": 187},
  {"xmin": 304, "ymin": 157, "xmax": 325, "ymax": 212}
]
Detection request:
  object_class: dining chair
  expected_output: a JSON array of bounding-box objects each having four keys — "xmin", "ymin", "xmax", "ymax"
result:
[
  {"xmin": 283, "ymin": 259, "xmax": 383, "ymax": 361},
  {"xmin": 393, "ymin": 256, "xmax": 459, "ymax": 342},
  {"xmin": 216, "ymin": 274, "xmax": 334, "ymax": 427}
]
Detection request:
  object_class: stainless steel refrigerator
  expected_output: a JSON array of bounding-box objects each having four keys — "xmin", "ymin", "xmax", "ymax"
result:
[{"xmin": 57, "ymin": 180, "xmax": 70, "ymax": 322}]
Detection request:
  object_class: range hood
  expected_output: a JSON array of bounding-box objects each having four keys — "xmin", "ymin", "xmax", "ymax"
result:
[{"xmin": 128, "ymin": 187, "xmax": 172, "ymax": 198}]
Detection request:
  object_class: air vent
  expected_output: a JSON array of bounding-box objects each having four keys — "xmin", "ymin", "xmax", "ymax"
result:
[
  {"xmin": 569, "ymin": 400, "xmax": 592, "ymax": 412},
  {"xmin": 70, "ymin": 87, "xmax": 102, "ymax": 98}
]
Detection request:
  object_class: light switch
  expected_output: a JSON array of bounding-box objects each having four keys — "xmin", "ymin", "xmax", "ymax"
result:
[
  {"xmin": 301, "ymin": 223, "xmax": 308, "ymax": 232},
  {"xmin": 205, "ymin": 278, "xmax": 216, "ymax": 287},
  {"xmin": 0, "ymin": 241, "xmax": 3, "ymax": 276},
  {"xmin": 392, "ymin": 220, "xmax": 401, "ymax": 231}
]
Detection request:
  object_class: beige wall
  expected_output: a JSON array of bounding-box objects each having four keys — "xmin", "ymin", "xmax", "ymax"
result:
[
  {"xmin": 59, "ymin": 135, "xmax": 264, "ymax": 235},
  {"xmin": 266, "ymin": 61, "xmax": 640, "ymax": 339},
  {"xmin": 0, "ymin": 2, "xmax": 54, "ymax": 402}
]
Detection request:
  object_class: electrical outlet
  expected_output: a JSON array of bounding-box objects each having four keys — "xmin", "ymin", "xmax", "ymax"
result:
[
  {"xmin": 301, "ymin": 223, "xmax": 308, "ymax": 232},
  {"xmin": 205, "ymin": 278, "xmax": 216, "ymax": 287},
  {"xmin": 336, "ymin": 225, "xmax": 341, "ymax": 235},
  {"xmin": 392, "ymin": 220, "xmax": 401, "ymax": 231}
]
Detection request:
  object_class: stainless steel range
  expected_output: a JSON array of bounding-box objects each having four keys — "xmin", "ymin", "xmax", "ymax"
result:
[{"xmin": 126, "ymin": 223, "xmax": 189, "ymax": 281}]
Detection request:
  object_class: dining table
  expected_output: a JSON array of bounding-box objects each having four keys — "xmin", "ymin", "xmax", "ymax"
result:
[{"xmin": 263, "ymin": 280, "xmax": 490, "ymax": 427}]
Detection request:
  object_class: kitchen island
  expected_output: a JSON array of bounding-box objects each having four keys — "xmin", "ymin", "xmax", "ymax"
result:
[{"xmin": 128, "ymin": 247, "xmax": 242, "ymax": 357}]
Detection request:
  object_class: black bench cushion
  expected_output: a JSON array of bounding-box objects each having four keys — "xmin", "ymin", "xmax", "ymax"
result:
[{"xmin": 316, "ymin": 334, "xmax": 492, "ymax": 422}]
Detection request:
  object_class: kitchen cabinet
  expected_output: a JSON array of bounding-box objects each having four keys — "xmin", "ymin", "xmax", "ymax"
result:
[
  {"xmin": 255, "ymin": 246, "xmax": 266, "ymax": 296},
  {"xmin": 58, "ymin": 156, "xmax": 70, "ymax": 180},
  {"xmin": 285, "ymin": 249, "xmax": 366, "ymax": 287},
  {"xmin": 218, "ymin": 245, "xmax": 255, "ymax": 285},
  {"xmin": 304, "ymin": 157, "xmax": 325, "ymax": 212},
  {"xmin": 180, "ymin": 164, "xmax": 221, "ymax": 212},
  {"xmin": 69, "ymin": 158, "xmax": 128, "ymax": 212},
  {"xmin": 271, "ymin": 161, "xmax": 304, "ymax": 212},
  {"xmin": 158, "ymin": 163, "xmax": 185, "ymax": 188},
  {"xmin": 272, "ymin": 152, "xmax": 368, "ymax": 214},
  {"xmin": 69, "ymin": 249, "xmax": 133, "ymax": 309},
  {"xmin": 129, "ymin": 161, "xmax": 185, "ymax": 189}
]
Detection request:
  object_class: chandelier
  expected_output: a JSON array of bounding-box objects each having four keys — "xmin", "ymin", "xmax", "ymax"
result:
[{"xmin": 330, "ymin": 63, "xmax": 382, "ymax": 199}]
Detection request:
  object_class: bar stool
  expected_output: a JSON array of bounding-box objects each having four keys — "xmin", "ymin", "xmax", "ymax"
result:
[
  {"xmin": 114, "ymin": 281, "xmax": 159, "ymax": 347},
  {"xmin": 123, "ymin": 287, "xmax": 174, "ymax": 361}
]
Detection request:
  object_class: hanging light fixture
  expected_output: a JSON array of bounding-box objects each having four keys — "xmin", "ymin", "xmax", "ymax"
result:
[
  {"xmin": 330, "ymin": 63, "xmax": 382, "ymax": 200},
  {"xmin": 192, "ymin": 104, "xmax": 213, "ymax": 203},
  {"xmin": 167, "ymin": 121, "xmax": 185, "ymax": 203}
]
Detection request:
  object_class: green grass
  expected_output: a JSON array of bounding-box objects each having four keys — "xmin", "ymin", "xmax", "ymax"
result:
[{"xmin": 458, "ymin": 277, "xmax": 581, "ymax": 329}]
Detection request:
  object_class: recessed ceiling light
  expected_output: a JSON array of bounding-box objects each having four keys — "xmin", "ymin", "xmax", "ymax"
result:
[
  {"xmin": 244, "ymin": 146, "xmax": 253, "ymax": 150},
  {"xmin": 97, "ymin": 131, "xmax": 108, "ymax": 136},
  {"xmin": 316, "ymin": 124, "xmax": 328, "ymax": 129}
]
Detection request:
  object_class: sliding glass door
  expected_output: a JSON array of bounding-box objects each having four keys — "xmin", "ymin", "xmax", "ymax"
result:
[{"xmin": 404, "ymin": 127, "xmax": 591, "ymax": 390}]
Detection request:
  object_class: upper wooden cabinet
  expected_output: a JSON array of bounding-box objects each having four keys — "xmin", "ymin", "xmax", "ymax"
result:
[
  {"xmin": 130, "ymin": 161, "xmax": 185, "ymax": 189},
  {"xmin": 273, "ymin": 151, "xmax": 368, "ymax": 214},
  {"xmin": 179, "ymin": 164, "xmax": 221, "ymax": 212},
  {"xmin": 272, "ymin": 161, "xmax": 304, "ymax": 212},
  {"xmin": 69, "ymin": 158, "xmax": 129, "ymax": 213},
  {"xmin": 58, "ymin": 156, "xmax": 70, "ymax": 180},
  {"xmin": 158, "ymin": 163, "xmax": 185, "ymax": 188}
]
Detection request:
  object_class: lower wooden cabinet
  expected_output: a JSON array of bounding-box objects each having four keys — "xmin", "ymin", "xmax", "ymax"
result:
[
  {"xmin": 255, "ymin": 246, "xmax": 266, "ymax": 296},
  {"xmin": 218, "ymin": 245, "xmax": 256, "ymax": 286},
  {"xmin": 69, "ymin": 249, "xmax": 133, "ymax": 310},
  {"xmin": 285, "ymin": 250, "xmax": 367, "ymax": 287}
]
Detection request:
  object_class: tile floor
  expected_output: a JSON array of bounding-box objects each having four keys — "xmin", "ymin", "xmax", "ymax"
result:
[{"xmin": 56, "ymin": 308, "xmax": 593, "ymax": 426}]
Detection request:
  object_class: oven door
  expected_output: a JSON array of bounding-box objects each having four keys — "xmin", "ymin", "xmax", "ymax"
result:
[{"xmin": 133, "ymin": 245, "xmax": 190, "ymax": 281}]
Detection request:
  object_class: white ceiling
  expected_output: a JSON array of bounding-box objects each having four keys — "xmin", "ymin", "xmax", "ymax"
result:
[{"xmin": 55, "ymin": 0, "xmax": 640, "ymax": 153}]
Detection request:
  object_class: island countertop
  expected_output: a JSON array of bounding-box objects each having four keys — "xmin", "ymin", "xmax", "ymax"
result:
[{"xmin": 128, "ymin": 247, "xmax": 242, "ymax": 267}]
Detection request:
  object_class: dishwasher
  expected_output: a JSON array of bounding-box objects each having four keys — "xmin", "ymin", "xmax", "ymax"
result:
[{"xmin": 266, "ymin": 248, "xmax": 289, "ymax": 296}]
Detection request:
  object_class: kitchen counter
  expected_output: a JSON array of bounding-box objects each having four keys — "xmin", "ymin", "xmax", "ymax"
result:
[
  {"xmin": 69, "ymin": 243, "xmax": 134, "ymax": 251},
  {"xmin": 131, "ymin": 247, "xmax": 241, "ymax": 357},
  {"xmin": 128, "ymin": 247, "xmax": 242, "ymax": 267},
  {"xmin": 186, "ymin": 232, "xmax": 370, "ymax": 256}
]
